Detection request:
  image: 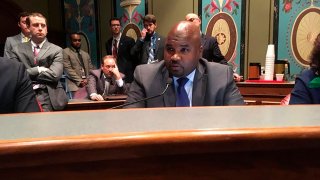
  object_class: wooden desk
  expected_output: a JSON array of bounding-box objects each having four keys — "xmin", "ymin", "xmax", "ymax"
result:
[
  {"xmin": 1, "ymin": 105, "xmax": 320, "ymax": 179},
  {"xmin": 65, "ymin": 99, "xmax": 125, "ymax": 111},
  {"xmin": 237, "ymin": 81, "xmax": 295, "ymax": 105}
]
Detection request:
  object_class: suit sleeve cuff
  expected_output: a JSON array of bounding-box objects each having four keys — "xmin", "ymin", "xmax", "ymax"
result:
[{"xmin": 116, "ymin": 79, "xmax": 124, "ymax": 87}]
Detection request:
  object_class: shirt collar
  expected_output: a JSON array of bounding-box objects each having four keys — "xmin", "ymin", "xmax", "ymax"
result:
[
  {"xmin": 31, "ymin": 38, "xmax": 46, "ymax": 49},
  {"xmin": 21, "ymin": 33, "xmax": 30, "ymax": 39},
  {"xmin": 113, "ymin": 33, "xmax": 122, "ymax": 41},
  {"xmin": 173, "ymin": 69, "xmax": 196, "ymax": 84}
]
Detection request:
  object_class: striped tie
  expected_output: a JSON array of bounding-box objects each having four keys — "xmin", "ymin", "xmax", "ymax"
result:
[{"xmin": 148, "ymin": 36, "xmax": 155, "ymax": 64}]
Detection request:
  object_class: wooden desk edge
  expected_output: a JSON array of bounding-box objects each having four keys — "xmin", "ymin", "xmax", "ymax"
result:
[{"xmin": 1, "ymin": 126, "xmax": 320, "ymax": 168}]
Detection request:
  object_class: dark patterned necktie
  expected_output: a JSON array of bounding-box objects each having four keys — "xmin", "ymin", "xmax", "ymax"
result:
[
  {"xmin": 112, "ymin": 39, "xmax": 118, "ymax": 58},
  {"xmin": 77, "ymin": 50, "xmax": 86, "ymax": 75},
  {"xmin": 176, "ymin": 77, "xmax": 190, "ymax": 107}
]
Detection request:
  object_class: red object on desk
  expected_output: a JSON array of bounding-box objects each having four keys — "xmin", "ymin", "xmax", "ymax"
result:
[{"xmin": 245, "ymin": 80, "xmax": 284, "ymax": 83}]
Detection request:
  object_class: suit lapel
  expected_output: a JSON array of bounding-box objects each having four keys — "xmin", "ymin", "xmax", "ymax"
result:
[
  {"xmin": 162, "ymin": 68, "xmax": 176, "ymax": 107},
  {"xmin": 192, "ymin": 61, "xmax": 207, "ymax": 106},
  {"xmin": 23, "ymin": 42, "xmax": 35, "ymax": 66},
  {"xmin": 37, "ymin": 41, "xmax": 50, "ymax": 60},
  {"xmin": 14, "ymin": 34, "xmax": 22, "ymax": 44},
  {"xmin": 154, "ymin": 34, "xmax": 162, "ymax": 57},
  {"xmin": 118, "ymin": 36, "xmax": 124, "ymax": 56}
]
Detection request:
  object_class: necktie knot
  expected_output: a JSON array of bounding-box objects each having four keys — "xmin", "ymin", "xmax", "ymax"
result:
[
  {"xmin": 177, "ymin": 77, "xmax": 189, "ymax": 87},
  {"xmin": 34, "ymin": 46, "xmax": 40, "ymax": 56}
]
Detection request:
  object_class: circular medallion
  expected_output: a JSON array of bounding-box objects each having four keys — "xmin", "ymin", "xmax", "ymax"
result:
[
  {"xmin": 291, "ymin": 7, "xmax": 320, "ymax": 66},
  {"xmin": 206, "ymin": 12, "xmax": 237, "ymax": 61},
  {"xmin": 122, "ymin": 23, "xmax": 141, "ymax": 41}
]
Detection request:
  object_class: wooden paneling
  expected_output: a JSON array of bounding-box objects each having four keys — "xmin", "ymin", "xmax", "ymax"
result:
[
  {"xmin": 1, "ymin": 127, "xmax": 320, "ymax": 179},
  {"xmin": 237, "ymin": 81, "xmax": 294, "ymax": 105}
]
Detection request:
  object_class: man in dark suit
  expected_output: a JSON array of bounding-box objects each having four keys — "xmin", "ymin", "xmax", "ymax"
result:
[
  {"xmin": 131, "ymin": 14, "xmax": 165, "ymax": 65},
  {"xmin": 3, "ymin": 12, "xmax": 31, "ymax": 58},
  {"xmin": 125, "ymin": 21, "xmax": 244, "ymax": 108},
  {"xmin": 87, "ymin": 56, "xmax": 128, "ymax": 101},
  {"xmin": 106, "ymin": 17, "xmax": 136, "ymax": 83},
  {"xmin": 0, "ymin": 57, "xmax": 40, "ymax": 113},
  {"xmin": 63, "ymin": 32, "xmax": 95, "ymax": 98},
  {"xmin": 185, "ymin": 13, "xmax": 241, "ymax": 82},
  {"xmin": 8, "ymin": 12, "xmax": 68, "ymax": 111}
]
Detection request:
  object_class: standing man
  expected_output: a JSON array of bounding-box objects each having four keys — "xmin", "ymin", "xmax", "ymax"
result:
[
  {"xmin": 185, "ymin": 13, "xmax": 241, "ymax": 82},
  {"xmin": 63, "ymin": 32, "xmax": 95, "ymax": 98},
  {"xmin": 87, "ymin": 56, "xmax": 127, "ymax": 101},
  {"xmin": 106, "ymin": 17, "xmax": 136, "ymax": 83},
  {"xmin": 185, "ymin": 13, "xmax": 227, "ymax": 64},
  {"xmin": 125, "ymin": 21, "xmax": 244, "ymax": 108},
  {"xmin": 131, "ymin": 14, "xmax": 165, "ymax": 65},
  {"xmin": 3, "ymin": 12, "xmax": 31, "ymax": 58},
  {"xmin": 8, "ymin": 12, "xmax": 67, "ymax": 111}
]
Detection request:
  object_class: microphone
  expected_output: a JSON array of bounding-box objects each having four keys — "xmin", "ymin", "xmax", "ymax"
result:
[{"xmin": 110, "ymin": 78, "xmax": 173, "ymax": 109}]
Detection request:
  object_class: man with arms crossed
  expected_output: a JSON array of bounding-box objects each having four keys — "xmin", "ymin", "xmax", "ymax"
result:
[{"xmin": 9, "ymin": 12, "xmax": 67, "ymax": 111}]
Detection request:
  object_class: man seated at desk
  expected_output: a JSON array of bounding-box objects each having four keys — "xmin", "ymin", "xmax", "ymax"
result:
[
  {"xmin": 87, "ymin": 55, "xmax": 128, "ymax": 101},
  {"xmin": 125, "ymin": 21, "xmax": 244, "ymax": 107}
]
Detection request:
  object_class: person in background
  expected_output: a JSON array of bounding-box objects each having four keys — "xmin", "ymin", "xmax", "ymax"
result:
[
  {"xmin": 289, "ymin": 33, "xmax": 320, "ymax": 104},
  {"xmin": 131, "ymin": 14, "xmax": 165, "ymax": 65},
  {"xmin": 0, "ymin": 57, "xmax": 40, "ymax": 113},
  {"xmin": 3, "ymin": 12, "xmax": 31, "ymax": 58},
  {"xmin": 185, "ymin": 13, "xmax": 241, "ymax": 82},
  {"xmin": 125, "ymin": 21, "xmax": 244, "ymax": 108},
  {"xmin": 87, "ymin": 55, "xmax": 128, "ymax": 101},
  {"xmin": 106, "ymin": 17, "xmax": 136, "ymax": 83},
  {"xmin": 63, "ymin": 32, "xmax": 95, "ymax": 98},
  {"xmin": 8, "ymin": 12, "xmax": 67, "ymax": 111}
]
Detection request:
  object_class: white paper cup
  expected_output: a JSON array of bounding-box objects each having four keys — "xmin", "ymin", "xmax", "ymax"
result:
[{"xmin": 276, "ymin": 74, "xmax": 284, "ymax": 81}]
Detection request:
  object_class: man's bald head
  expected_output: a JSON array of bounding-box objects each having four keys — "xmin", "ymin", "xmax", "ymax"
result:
[
  {"xmin": 164, "ymin": 21, "xmax": 202, "ymax": 77},
  {"xmin": 167, "ymin": 21, "xmax": 201, "ymax": 49},
  {"xmin": 185, "ymin": 13, "xmax": 201, "ymax": 28}
]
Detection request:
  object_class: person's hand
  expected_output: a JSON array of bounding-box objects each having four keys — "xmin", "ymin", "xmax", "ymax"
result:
[
  {"xmin": 79, "ymin": 79, "xmax": 88, "ymax": 87},
  {"xmin": 90, "ymin": 94, "xmax": 104, "ymax": 101},
  {"xmin": 38, "ymin": 66, "xmax": 49, "ymax": 73},
  {"xmin": 140, "ymin": 28, "xmax": 147, "ymax": 40},
  {"xmin": 111, "ymin": 64, "xmax": 121, "ymax": 80},
  {"xmin": 233, "ymin": 73, "xmax": 242, "ymax": 82}
]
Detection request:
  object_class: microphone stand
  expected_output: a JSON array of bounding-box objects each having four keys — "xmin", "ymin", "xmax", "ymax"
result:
[{"xmin": 110, "ymin": 82, "xmax": 171, "ymax": 109}]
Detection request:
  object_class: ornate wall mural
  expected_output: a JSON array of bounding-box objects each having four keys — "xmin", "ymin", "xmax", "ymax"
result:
[
  {"xmin": 114, "ymin": 0, "xmax": 146, "ymax": 41},
  {"xmin": 275, "ymin": 0, "xmax": 320, "ymax": 79},
  {"xmin": 201, "ymin": 0, "xmax": 245, "ymax": 75}
]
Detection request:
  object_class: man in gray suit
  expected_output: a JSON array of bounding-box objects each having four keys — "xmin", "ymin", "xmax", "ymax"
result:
[
  {"xmin": 3, "ymin": 12, "xmax": 31, "ymax": 58},
  {"xmin": 63, "ymin": 32, "xmax": 95, "ymax": 98},
  {"xmin": 125, "ymin": 21, "xmax": 244, "ymax": 108},
  {"xmin": 9, "ymin": 12, "xmax": 67, "ymax": 111},
  {"xmin": 87, "ymin": 55, "xmax": 127, "ymax": 101}
]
